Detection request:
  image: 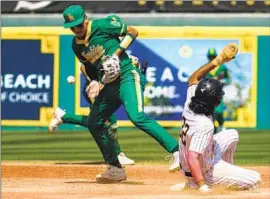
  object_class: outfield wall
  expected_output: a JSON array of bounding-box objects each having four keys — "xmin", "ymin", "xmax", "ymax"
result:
[{"xmin": 1, "ymin": 26, "xmax": 270, "ymax": 130}]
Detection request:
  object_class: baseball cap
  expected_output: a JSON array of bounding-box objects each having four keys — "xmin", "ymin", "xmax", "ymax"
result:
[{"xmin": 63, "ymin": 5, "xmax": 85, "ymax": 28}]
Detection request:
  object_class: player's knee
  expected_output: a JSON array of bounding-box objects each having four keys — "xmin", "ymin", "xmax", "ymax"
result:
[{"xmin": 228, "ymin": 129, "xmax": 239, "ymax": 142}]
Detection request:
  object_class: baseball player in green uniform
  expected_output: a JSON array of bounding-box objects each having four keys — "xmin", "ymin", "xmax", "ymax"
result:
[
  {"xmin": 61, "ymin": 5, "xmax": 179, "ymax": 183},
  {"xmin": 48, "ymin": 56, "xmax": 147, "ymax": 166},
  {"xmin": 207, "ymin": 48, "xmax": 232, "ymax": 133}
]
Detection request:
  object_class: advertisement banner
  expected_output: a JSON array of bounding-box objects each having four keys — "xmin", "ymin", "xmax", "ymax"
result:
[
  {"xmin": 76, "ymin": 37, "xmax": 256, "ymax": 127},
  {"xmin": 1, "ymin": 35, "xmax": 59, "ymax": 126},
  {"xmin": 3, "ymin": 26, "xmax": 265, "ymax": 128}
]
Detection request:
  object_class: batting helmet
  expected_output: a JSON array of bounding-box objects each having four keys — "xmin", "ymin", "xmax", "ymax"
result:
[{"xmin": 189, "ymin": 78, "xmax": 225, "ymax": 116}]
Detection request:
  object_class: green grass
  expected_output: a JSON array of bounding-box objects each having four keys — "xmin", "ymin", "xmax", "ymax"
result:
[{"xmin": 1, "ymin": 128, "xmax": 270, "ymax": 165}]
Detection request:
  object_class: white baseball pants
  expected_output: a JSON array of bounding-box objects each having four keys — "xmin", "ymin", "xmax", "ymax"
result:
[{"xmin": 205, "ymin": 129, "xmax": 261, "ymax": 190}]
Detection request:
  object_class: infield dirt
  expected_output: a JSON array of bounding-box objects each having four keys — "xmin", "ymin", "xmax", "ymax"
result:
[{"xmin": 2, "ymin": 162, "xmax": 269, "ymax": 199}]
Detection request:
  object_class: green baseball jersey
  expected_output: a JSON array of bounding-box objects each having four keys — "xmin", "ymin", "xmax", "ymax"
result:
[
  {"xmin": 72, "ymin": 15, "xmax": 132, "ymax": 81},
  {"xmin": 207, "ymin": 64, "xmax": 231, "ymax": 85}
]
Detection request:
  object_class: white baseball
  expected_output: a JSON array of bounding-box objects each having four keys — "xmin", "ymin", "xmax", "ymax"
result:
[{"xmin": 67, "ymin": 76, "xmax": 75, "ymax": 84}]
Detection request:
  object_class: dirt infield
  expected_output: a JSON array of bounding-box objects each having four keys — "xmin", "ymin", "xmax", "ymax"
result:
[{"xmin": 2, "ymin": 162, "xmax": 269, "ymax": 199}]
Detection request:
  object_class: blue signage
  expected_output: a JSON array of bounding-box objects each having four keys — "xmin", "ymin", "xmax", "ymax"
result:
[{"xmin": 1, "ymin": 40, "xmax": 54, "ymax": 120}]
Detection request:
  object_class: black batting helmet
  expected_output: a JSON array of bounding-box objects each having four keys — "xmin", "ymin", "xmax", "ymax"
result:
[{"xmin": 189, "ymin": 78, "xmax": 225, "ymax": 116}]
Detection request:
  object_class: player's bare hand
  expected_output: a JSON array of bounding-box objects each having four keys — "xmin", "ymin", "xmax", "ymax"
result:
[
  {"xmin": 199, "ymin": 184, "xmax": 212, "ymax": 193},
  {"xmin": 85, "ymin": 80, "xmax": 104, "ymax": 100},
  {"xmin": 212, "ymin": 43, "xmax": 239, "ymax": 66}
]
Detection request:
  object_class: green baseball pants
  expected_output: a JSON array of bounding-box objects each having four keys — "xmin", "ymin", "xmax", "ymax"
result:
[{"xmin": 87, "ymin": 67, "xmax": 179, "ymax": 164}]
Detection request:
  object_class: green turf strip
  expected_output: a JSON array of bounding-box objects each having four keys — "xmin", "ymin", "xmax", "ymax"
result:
[{"xmin": 2, "ymin": 129, "xmax": 270, "ymax": 165}]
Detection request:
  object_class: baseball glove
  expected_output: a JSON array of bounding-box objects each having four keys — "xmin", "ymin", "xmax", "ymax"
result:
[
  {"xmin": 101, "ymin": 55, "xmax": 120, "ymax": 84},
  {"xmin": 211, "ymin": 43, "xmax": 239, "ymax": 66}
]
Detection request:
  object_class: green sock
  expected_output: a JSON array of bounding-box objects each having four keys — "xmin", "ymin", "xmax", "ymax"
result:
[
  {"xmin": 62, "ymin": 113, "xmax": 121, "ymax": 155},
  {"xmin": 62, "ymin": 114, "xmax": 88, "ymax": 127}
]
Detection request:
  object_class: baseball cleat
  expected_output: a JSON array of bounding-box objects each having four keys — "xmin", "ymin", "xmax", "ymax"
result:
[
  {"xmin": 117, "ymin": 152, "xmax": 135, "ymax": 165},
  {"xmin": 48, "ymin": 107, "xmax": 66, "ymax": 133},
  {"xmin": 212, "ymin": 43, "xmax": 239, "ymax": 66},
  {"xmin": 166, "ymin": 151, "xmax": 180, "ymax": 173},
  {"xmin": 96, "ymin": 165, "xmax": 127, "ymax": 184}
]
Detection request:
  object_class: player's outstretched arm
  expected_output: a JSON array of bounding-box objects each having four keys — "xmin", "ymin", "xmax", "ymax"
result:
[
  {"xmin": 187, "ymin": 151, "xmax": 211, "ymax": 193},
  {"xmin": 188, "ymin": 43, "xmax": 238, "ymax": 86},
  {"xmin": 188, "ymin": 62, "xmax": 217, "ymax": 86},
  {"xmin": 187, "ymin": 151, "xmax": 204, "ymax": 183},
  {"xmin": 187, "ymin": 126, "xmax": 213, "ymax": 193}
]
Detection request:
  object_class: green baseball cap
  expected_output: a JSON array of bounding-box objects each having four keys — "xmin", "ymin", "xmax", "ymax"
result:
[
  {"xmin": 207, "ymin": 48, "xmax": 217, "ymax": 57},
  {"xmin": 63, "ymin": 5, "xmax": 85, "ymax": 28}
]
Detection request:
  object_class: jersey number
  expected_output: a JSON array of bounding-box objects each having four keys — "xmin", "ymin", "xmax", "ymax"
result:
[{"xmin": 180, "ymin": 117, "xmax": 189, "ymax": 146}]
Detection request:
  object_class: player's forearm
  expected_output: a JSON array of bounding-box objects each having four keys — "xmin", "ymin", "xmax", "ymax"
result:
[
  {"xmin": 189, "ymin": 62, "xmax": 217, "ymax": 86},
  {"xmin": 189, "ymin": 43, "xmax": 238, "ymax": 86},
  {"xmin": 114, "ymin": 26, "xmax": 138, "ymax": 57},
  {"xmin": 114, "ymin": 48, "xmax": 124, "ymax": 57},
  {"xmin": 83, "ymin": 63, "xmax": 99, "ymax": 82},
  {"xmin": 80, "ymin": 65, "xmax": 91, "ymax": 82},
  {"xmin": 187, "ymin": 153, "xmax": 206, "ymax": 186}
]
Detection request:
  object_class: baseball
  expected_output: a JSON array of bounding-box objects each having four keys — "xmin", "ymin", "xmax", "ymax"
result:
[{"xmin": 67, "ymin": 75, "xmax": 75, "ymax": 84}]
